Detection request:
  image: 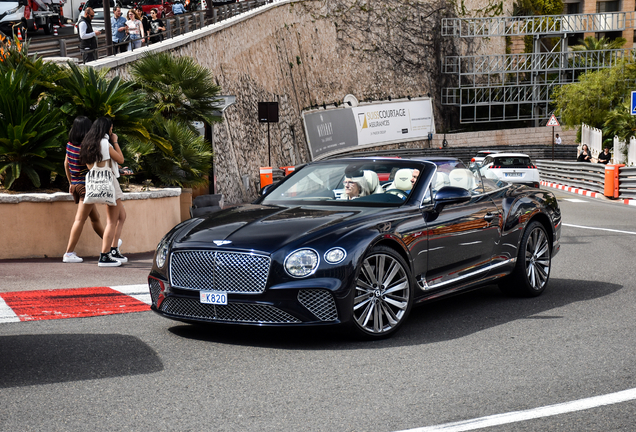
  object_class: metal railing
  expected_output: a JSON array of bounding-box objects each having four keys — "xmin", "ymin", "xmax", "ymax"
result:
[
  {"xmin": 618, "ymin": 167, "xmax": 636, "ymax": 198},
  {"xmin": 29, "ymin": 0, "xmax": 274, "ymax": 62},
  {"xmin": 442, "ymin": 12, "xmax": 631, "ymax": 37},
  {"xmin": 536, "ymin": 160, "xmax": 606, "ymax": 193}
]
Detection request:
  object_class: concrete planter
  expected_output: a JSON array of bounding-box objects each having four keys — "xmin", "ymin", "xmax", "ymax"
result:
[{"xmin": 0, "ymin": 188, "xmax": 188, "ymax": 260}]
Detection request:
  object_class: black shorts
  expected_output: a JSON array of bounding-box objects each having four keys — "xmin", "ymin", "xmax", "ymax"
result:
[{"xmin": 70, "ymin": 184, "xmax": 86, "ymax": 204}]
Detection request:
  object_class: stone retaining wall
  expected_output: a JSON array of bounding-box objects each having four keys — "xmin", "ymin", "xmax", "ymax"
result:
[{"xmin": 0, "ymin": 189, "xmax": 184, "ymax": 260}]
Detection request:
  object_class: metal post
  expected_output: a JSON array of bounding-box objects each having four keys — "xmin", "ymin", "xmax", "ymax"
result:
[
  {"xmin": 267, "ymin": 120, "xmax": 271, "ymax": 167},
  {"xmin": 166, "ymin": 20, "xmax": 172, "ymax": 38},
  {"xmin": 213, "ymin": 8, "xmax": 217, "ymax": 23},
  {"xmin": 552, "ymin": 126, "xmax": 555, "ymax": 161},
  {"xmin": 59, "ymin": 38, "xmax": 67, "ymax": 57},
  {"xmin": 184, "ymin": 16, "xmax": 190, "ymax": 33}
]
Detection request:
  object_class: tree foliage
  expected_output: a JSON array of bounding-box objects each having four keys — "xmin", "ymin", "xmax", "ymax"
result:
[
  {"xmin": 552, "ymin": 60, "xmax": 636, "ymax": 130},
  {"xmin": 0, "ymin": 37, "xmax": 66, "ymax": 190}
]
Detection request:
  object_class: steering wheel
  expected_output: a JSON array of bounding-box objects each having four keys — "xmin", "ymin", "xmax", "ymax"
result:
[{"xmin": 385, "ymin": 189, "xmax": 409, "ymax": 200}]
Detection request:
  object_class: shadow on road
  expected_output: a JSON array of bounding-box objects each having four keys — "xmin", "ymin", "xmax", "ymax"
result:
[
  {"xmin": 0, "ymin": 334, "xmax": 163, "ymax": 388},
  {"xmin": 168, "ymin": 278, "xmax": 622, "ymax": 349}
]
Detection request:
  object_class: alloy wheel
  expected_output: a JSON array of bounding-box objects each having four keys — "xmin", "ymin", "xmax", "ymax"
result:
[
  {"xmin": 525, "ymin": 226, "xmax": 550, "ymax": 290},
  {"xmin": 353, "ymin": 251, "xmax": 411, "ymax": 335}
]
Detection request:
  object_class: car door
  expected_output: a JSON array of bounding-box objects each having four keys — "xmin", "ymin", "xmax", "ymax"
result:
[{"xmin": 422, "ymin": 168, "xmax": 501, "ymax": 290}]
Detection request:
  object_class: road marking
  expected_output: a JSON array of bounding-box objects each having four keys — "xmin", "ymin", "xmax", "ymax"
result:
[
  {"xmin": 563, "ymin": 223, "xmax": 636, "ymax": 235},
  {"xmin": 110, "ymin": 284, "xmax": 152, "ymax": 305},
  {"xmin": 0, "ymin": 296, "xmax": 20, "ymax": 323},
  {"xmin": 394, "ymin": 388, "xmax": 636, "ymax": 432},
  {"xmin": 0, "ymin": 285, "xmax": 149, "ymax": 322},
  {"xmin": 562, "ymin": 198, "xmax": 588, "ymax": 203}
]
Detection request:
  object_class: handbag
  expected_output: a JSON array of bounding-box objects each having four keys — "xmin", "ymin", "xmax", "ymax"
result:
[{"xmin": 84, "ymin": 165, "xmax": 117, "ymax": 206}]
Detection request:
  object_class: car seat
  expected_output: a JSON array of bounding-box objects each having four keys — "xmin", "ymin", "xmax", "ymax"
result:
[
  {"xmin": 392, "ymin": 168, "xmax": 413, "ymax": 192},
  {"xmin": 432, "ymin": 172, "xmax": 450, "ymax": 191},
  {"xmin": 449, "ymin": 168, "xmax": 476, "ymax": 190},
  {"xmin": 363, "ymin": 170, "xmax": 385, "ymax": 194}
]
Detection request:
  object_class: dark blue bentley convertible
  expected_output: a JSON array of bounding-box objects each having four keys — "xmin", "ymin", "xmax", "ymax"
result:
[{"xmin": 148, "ymin": 156, "xmax": 561, "ymax": 339}]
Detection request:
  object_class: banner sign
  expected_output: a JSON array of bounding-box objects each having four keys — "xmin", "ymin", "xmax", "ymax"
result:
[{"xmin": 303, "ymin": 98, "xmax": 435, "ymax": 159}]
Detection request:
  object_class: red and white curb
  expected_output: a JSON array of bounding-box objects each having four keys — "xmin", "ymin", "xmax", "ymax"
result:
[
  {"xmin": 541, "ymin": 181, "xmax": 636, "ymax": 206},
  {"xmin": 0, "ymin": 284, "xmax": 150, "ymax": 324}
]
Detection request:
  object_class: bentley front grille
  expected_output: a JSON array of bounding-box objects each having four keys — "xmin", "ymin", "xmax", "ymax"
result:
[
  {"xmin": 159, "ymin": 297, "xmax": 301, "ymax": 324},
  {"xmin": 298, "ymin": 290, "xmax": 338, "ymax": 322},
  {"xmin": 149, "ymin": 279, "xmax": 162, "ymax": 306},
  {"xmin": 170, "ymin": 250, "xmax": 271, "ymax": 294}
]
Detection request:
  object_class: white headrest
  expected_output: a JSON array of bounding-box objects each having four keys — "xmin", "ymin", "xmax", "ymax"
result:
[
  {"xmin": 393, "ymin": 168, "xmax": 413, "ymax": 191},
  {"xmin": 449, "ymin": 169, "xmax": 475, "ymax": 190},
  {"xmin": 433, "ymin": 172, "xmax": 450, "ymax": 189},
  {"xmin": 363, "ymin": 170, "xmax": 384, "ymax": 194}
]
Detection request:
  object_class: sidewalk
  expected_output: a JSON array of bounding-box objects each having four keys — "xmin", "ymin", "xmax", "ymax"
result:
[{"xmin": 0, "ymin": 252, "xmax": 154, "ymax": 293}]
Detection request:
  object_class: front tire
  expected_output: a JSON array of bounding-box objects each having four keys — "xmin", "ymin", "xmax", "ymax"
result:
[
  {"xmin": 500, "ymin": 221, "xmax": 551, "ymax": 297},
  {"xmin": 350, "ymin": 246, "xmax": 413, "ymax": 339}
]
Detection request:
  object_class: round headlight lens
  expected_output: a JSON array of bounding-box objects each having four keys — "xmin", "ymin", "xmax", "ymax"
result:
[
  {"xmin": 284, "ymin": 249, "xmax": 319, "ymax": 277},
  {"xmin": 156, "ymin": 241, "xmax": 169, "ymax": 268},
  {"xmin": 324, "ymin": 247, "xmax": 346, "ymax": 264}
]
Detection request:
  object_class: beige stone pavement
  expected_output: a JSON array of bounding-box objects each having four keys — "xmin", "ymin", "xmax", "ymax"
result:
[{"xmin": 0, "ymin": 252, "xmax": 154, "ymax": 293}]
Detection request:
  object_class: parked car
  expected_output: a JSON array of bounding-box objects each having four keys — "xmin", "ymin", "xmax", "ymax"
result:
[
  {"xmin": 470, "ymin": 150, "xmax": 501, "ymax": 167},
  {"xmin": 479, "ymin": 152, "xmax": 541, "ymax": 188},
  {"xmin": 148, "ymin": 156, "xmax": 561, "ymax": 339}
]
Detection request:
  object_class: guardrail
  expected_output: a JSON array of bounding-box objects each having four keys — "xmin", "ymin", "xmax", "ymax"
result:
[
  {"xmin": 536, "ymin": 160, "xmax": 606, "ymax": 193},
  {"xmin": 29, "ymin": 0, "xmax": 273, "ymax": 62},
  {"xmin": 618, "ymin": 166, "xmax": 636, "ymax": 199}
]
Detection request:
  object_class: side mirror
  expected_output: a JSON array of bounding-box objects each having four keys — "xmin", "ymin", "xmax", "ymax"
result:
[
  {"xmin": 433, "ymin": 186, "xmax": 471, "ymax": 212},
  {"xmin": 259, "ymin": 182, "xmax": 278, "ymax": 197}
]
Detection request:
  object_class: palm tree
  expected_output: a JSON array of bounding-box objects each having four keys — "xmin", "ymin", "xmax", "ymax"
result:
[
  {"xmin": 128, "ymin": 119, "xmax": 213, "ymax": 188},
  {"xmin": 129, "ymin": 52, "xmax": 224, "ymax": 126},
  {"xmin": 570, "ymin": 36, "xmax": 627, "ymax": 51},
  {"xmin": 0, "ymin": 37, "xmax": 67, "ymax": 190}
]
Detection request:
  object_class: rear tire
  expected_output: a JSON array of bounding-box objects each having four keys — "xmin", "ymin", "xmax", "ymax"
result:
[
  {"xmin": 43, "ymin": 20, "xmax": 53, "ymax": 35},
  {"xmin": 350, "ymin": 246, "xmax": 414, "ymax": 339},
  {"xmin": 499, "ymin": 221, "xmax": 551, "ymax": 297}
]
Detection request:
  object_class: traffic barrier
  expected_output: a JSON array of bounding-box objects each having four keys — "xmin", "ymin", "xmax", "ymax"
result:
[
  {"xmin": 16, "ymin": 28, "xmax": 23, "ymax": 41},
  {"xmin": 536, "ymin": 160, "xmax": 605, "ymax": 194},
  {"xmin": 280, "ymin": 166, "xmax": 295, "ymax": 176},
  {"xmin": 53, "ymin": 25, "xmax": 58, "ymax": 36},
  {"xmin": 604, "ymin": 164, "xmax": 624, "ymax": 198},
  {"xmin": 260, "ymin": 167, "xmax": 273, "ymax": 189}
]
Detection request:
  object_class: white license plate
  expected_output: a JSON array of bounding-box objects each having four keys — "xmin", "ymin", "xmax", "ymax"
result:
[
  {"xmin": 200, "ymin": 290, "xmax": 228, "ymax": 305},
  {"xmin": 504, "ymin": 172, "xmax": 523, "ymax": 177}
]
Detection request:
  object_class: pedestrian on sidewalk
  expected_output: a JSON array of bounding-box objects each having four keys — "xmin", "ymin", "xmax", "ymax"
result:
[
  {"xmin": 555, "ymin": 133, "xmax": 562, "ymax": 145},
  {"xmin": 79, "ymin": 117, "xmax": 128, "ymax": 267},
  {"xmin": 63, "ymin": 116, "xmax": 105, "ymax": 263}
]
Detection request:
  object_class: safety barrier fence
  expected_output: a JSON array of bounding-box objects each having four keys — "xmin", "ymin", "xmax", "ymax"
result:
[
  {"xmin": 537, "ymin": 160, "xmax": 636, "ymax": 199},
  {"xmin": 28, "ymin": 0, "xmax": 275, "ymax": 62},
  {"xmin": 619, "ymin": 167, "xmax": 636, "ymax": 199}
]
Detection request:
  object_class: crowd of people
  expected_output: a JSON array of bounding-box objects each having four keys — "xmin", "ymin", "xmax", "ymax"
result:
[
  {"xmin": 111, "ymin": 6, "xmax": 166, "ymax": 52},
  {"xmin": 78, "ymin": 5, "xmax": 167, "ymax": 61},
  {"xmin": 62, "ymin": 116, "xmax": 131, "ymax": 267}
]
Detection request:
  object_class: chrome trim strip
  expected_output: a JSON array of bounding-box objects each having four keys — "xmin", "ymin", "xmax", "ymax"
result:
[{"xmin": 425, "ymin": 258, "xmax": 516, "ymax": 290}]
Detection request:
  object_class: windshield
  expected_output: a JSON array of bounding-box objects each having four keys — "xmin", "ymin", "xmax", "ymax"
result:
[{"xmin": 261, "ymin": 159, "xmax": 431, "ymax": 206}]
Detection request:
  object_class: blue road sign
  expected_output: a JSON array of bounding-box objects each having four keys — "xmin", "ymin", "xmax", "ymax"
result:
[{"xmin": 632, "ymin": 91, "xmax": 636, "ymax": 115}]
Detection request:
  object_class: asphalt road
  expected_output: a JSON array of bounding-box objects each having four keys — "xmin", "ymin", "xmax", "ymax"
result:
[{"xmin": 1, "ymin": 188, "xmax": 635, "ymax": 432}]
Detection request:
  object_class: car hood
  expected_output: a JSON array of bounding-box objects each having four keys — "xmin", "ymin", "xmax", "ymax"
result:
[
  {"xmin": 0, "ymin": 2, "xmax": 19, "ymax": 14},
  {"xmin": 172, "ymin": 204, "xmax": 374, "ymax": 254}
]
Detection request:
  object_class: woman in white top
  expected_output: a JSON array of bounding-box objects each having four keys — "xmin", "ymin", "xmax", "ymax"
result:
[
  {"xmin": 79, "ymin": 117, "xmax": 128, "ymax": 267},
  {"xmin": 125, "ymin": 10, "xmax": 144, "ymax": 50}
]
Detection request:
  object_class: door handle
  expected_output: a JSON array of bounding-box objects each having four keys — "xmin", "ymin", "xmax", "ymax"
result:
[{"xmin": 484, "ymin": 212, "xmax": 496, "ymax": 222}]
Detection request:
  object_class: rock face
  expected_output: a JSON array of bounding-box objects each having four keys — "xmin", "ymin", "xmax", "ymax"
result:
[{"xmin": 110, "ymin": 0, "xmax": 502, "ymax": 203}]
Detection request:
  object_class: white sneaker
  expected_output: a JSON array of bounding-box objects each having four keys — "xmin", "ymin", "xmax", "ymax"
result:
[{"xmin": 63, "ymin": 252, "xmax": 83, "ymax": 263}]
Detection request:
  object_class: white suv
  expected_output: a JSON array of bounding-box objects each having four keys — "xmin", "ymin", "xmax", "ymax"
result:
[{"xmin": 479, "ymin": 153, "xmax": 540, "ymax": 188}]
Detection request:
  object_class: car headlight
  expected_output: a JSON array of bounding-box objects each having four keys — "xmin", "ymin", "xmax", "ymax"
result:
[
  {"xmin": 6, "ymin": 5, "xmax": 20, "ymax": 14},
  {"xmin": 155, "ymin": 240, "xmax": 169, "ymax": 269},
  {"xmin": 284, "ymin": 248, "xmax": 319, "ymax": 277},
  {"xmin": 324, "ymin": 247, "xmax": 346, "ymax": 264}
]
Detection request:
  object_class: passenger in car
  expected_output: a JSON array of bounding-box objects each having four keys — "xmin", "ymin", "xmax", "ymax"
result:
[{"xmin": 340, "ymin": 175, "xmax": 370, "ymax": 200}]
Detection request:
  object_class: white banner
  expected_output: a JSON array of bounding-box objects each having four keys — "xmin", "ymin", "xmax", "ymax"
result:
[{"xmin": 352, "ymin": 100, "xmax": 435, "ymax": 146}]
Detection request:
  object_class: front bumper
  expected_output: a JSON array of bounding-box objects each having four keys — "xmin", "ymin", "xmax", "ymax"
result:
[{"xmin": 148, "ymin": 273, "xmax": 345, "ymax": 327}]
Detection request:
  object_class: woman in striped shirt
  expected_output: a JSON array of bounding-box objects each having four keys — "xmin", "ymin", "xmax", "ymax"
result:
[{"xmin": 62, "ymin": 116, "xmax": 105, "ymax": 263}]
